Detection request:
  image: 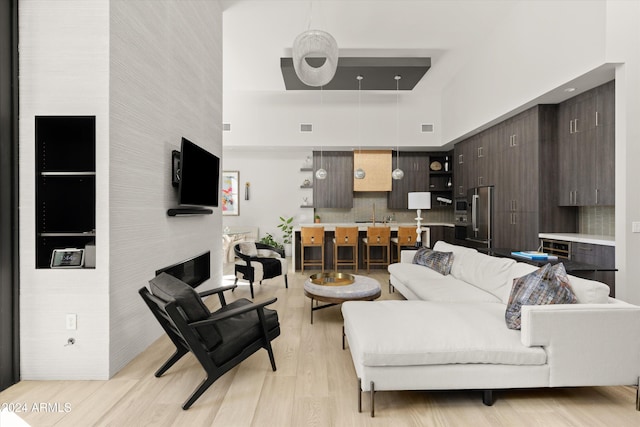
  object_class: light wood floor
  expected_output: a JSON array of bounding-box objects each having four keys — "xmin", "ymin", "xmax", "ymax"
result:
[{"xmin": 2, "ymin": 264, "xmax": 640, "ymax": 426}]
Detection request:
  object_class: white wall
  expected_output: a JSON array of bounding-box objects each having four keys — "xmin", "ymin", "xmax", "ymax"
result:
[
  {"xmin": 606, "ymin": 0, "xmax": 640, "ymax": 304},
  {"xmin": 19, "ymin": 0, "xmax": 223, "ymax": 379},
  {"xmin": 109, "ymin": 0, "xmax": 223, "ymax": 376},
  {"xmin": 441, "ymin": 0, "xmax": 607, "ymax": 143},
  {"xmin": 19, "ymin": 0, "xmax": 111, "ymax": 379},
  {"xmin": 223, "ymin": 87, "xmax": 443, "ymax": 150},
  {"xmin": 222, "ymin": 149, "xmax": 314, "ymax": 242}
]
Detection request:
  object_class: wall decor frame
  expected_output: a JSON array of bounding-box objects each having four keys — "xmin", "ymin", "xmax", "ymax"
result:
[{"xmin": 222, "ymin": 170, "xmax": 240, "ymax": 215}]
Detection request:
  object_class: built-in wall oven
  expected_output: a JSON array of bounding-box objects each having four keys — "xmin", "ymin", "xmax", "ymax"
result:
[{"xmin": 454, "ymin": 197, "xmax": 468, "ymax": 245}]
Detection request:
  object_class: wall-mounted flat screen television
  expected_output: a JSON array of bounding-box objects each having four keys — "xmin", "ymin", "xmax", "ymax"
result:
[{"xmin": 178, "ymin": 137, "xmax": 220, "ymax": 207}]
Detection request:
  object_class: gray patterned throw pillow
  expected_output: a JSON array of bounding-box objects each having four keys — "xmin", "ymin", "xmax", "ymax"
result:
[
  {"xmin": 412, "ymin": 247, "xmax": 454, "ymax": 275},
  {"xmin": 505, "ymin": 263, "xmax": 577, "ymax": 330}
]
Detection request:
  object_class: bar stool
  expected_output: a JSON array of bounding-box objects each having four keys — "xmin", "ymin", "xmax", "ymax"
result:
[
  {"xmin": 362, "ymin": 226, "xmax": 391, "ymax": 272},
  {"xmin": 301, "ymin": 227, "xmax": 325, "ymax": 272},
  {"xmin": 333, "ymin": 226, "xmax": 359, "ymax": 272},
  {"xmin": 390, "ymin": 226, "xmax": 417, "ymax": 263}
]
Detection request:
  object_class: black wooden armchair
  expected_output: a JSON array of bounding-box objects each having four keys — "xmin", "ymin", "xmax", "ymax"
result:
[
  {"xmin": 139, "ymin": 272, "xmax": 280, "ymax": 410},
  {"xmin": 234, "ymin": 242, "xmax": 288, "ymax": 298}
]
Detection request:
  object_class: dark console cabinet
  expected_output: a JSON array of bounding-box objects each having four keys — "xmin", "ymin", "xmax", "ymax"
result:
[{"xmin": 36, "ymin": 116, "xmax": 96, "ymax": 268}]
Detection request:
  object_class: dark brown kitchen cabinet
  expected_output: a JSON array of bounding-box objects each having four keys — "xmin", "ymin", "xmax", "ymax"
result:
[
  {"xmin": 454, "ymin": 143, "xmax": 465, "ymax": 197},
  {"xmin": 313, "ymin": 151, "xmax": 353, "ymax": 208},
  {"xmin": 428, "ymin": 225, "xmax": 454, "ymax": 246},
  {"xmin": 571, "ymin": 242, "xmax": 616, "ymax": 296},
  {"xmin": 457, "ymin": 131, "xmax": 495, "ymax": 193},
  {"xmin": 387, "ymin": 152, "xmax": 429, "ymax": 209},
  {"xmin": 454, "ymin": 105, "xmax": 575, "ymax": 251},
  {"xmin": 461, "ymin": 136, "xmax": 478, "ymax": 191},
  {"xmin": 428, "ymin": 226, "xmax": 442, "ymax": 247},
  {"xmin": 558, "ymin": 81, "xmax": 614, "ymax": 206},
  {"xmin": 494, "ymin": 110, "xmax": 541, "ymax": 250},
  {"xmin": 594, "ymin": 81, "xmax": 615, "ymax": 205}
]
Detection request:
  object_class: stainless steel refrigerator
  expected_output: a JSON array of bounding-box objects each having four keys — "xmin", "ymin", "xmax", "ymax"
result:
[{"xmin": 466, "ymin": 186, "xmax": 494, "ymax": 249}]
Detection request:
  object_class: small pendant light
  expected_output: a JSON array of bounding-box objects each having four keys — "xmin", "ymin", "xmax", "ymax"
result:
[
  {"xmin": 392, "ymin": 75, "xmax": 405, "ymax": 180},
  {"xmin": 354, "ymin": 75, "xmax": 366, "ymax": 180},
  {"xmin": 315, "ymin": 86, "xmax": 327, "ymax": 180},
  {"xmin": 315, "ymin": 145, "xmax": 327, "ymax": 180}
]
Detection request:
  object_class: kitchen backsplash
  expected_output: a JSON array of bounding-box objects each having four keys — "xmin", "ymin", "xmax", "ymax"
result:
[
  {"xmin": 315, "ymin": 195, "xmax": 614, "ymax": 235},
  {"xmin": 314, "ymin": 192, "xmax": 455, "ymax": 224},
  {"xmin": 578, "ymin": 206, "xmax": 615, "ymax": 236}
]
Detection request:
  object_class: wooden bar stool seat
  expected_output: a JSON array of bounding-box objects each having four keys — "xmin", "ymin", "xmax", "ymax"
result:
[
  {"xmin": 301, "ymin": 227, "xmax": 325, "ymax": 272},
  {"xmin": 390, "ymin": 226, "xmax": 417, "ymax": 263},
  {"xmin": 333, "ymin": 226, "xmax": 359, "ymax": 272},
  {"xmin": 362, "ymin": 226, "xmax": 391, "ymax": 272}
]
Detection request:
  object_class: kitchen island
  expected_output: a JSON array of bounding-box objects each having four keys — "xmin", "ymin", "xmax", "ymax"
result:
[
  {"xmin": 292, "ymin": 223, "xmax": 454, "ymax": 271},
  {"xmin": 538, "ymin": 233, "xmax": 616, "ymax": 296}
]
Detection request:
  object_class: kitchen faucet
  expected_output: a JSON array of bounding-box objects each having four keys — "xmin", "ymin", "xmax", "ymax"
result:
[{"xmin": 372, "ymin": 203, "xmax": 376, "ymax": 225}]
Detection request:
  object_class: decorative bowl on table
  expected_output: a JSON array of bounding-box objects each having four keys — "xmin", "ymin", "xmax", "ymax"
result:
[{"xmin": 309, "ymin": 272, "xmax": 355, "ymax": 286}]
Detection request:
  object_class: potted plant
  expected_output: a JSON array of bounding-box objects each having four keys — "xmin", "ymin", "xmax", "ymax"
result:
[
  {"xmin": 258, "ymin": 233, "xmax": 283, "ymax": 251},
  {"xmin": 314, "ymin": 214, "xmax": 321, "ymax": 224},
  {"xmin": 278, "ymin": 216, "xmax": 294, "ymax": 256}
]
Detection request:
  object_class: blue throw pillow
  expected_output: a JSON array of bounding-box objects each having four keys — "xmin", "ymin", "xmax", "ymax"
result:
[{"xmin": 412, "ymin": 247, "xmax": 454, "ymax": 275}]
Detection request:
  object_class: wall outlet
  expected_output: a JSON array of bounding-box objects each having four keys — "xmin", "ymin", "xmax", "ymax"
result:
[
  {"xmin": 66, "ymin": 314, "xmax": 77, "ymax": 330},
  {"xmin": 633, "ymin": 222, "xmax": 640, "ymax": 233}
]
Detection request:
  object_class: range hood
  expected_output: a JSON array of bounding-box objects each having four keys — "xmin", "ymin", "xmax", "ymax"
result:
[
  {"xmin": 353, "ymin": 150, "xmax": 392, "ymax": 192},
  {"xmin": 281, "ymin": 57, "xmax": 431, "ymax": 90}
]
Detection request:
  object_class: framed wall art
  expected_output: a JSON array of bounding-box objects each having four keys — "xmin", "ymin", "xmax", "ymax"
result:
[{"xmin": 222, "ymin": 171, "xmax": 240, "ymax": 215}]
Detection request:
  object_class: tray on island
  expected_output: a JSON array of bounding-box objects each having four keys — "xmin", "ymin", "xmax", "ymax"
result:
[{"xmin": 309, "ymin": 272, "xmax": 355, "ymax": 286}]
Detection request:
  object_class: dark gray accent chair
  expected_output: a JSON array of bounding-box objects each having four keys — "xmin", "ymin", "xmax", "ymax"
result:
[{"xmin": 139, "ymin": 272, "xmax": 280, "ymax": 409}]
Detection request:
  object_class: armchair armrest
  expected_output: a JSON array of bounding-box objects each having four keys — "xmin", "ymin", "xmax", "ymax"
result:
[
  {"xmin": 521, "ymin": 301, "xmax": 640, "ymax": 387},
  {"xmin": 198, "ymin": 284, "xmax": 238, "ymax": 306},
  {"xmin": 188, "ymin": 297, "xmax": 278, "ymax": 326},
  {"xmin": 255, "ymin": 242, "xmax": 285, "ymax": 258}
]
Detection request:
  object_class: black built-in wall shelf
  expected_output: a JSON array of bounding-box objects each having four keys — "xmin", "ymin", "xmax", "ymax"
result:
[{"xmin": 35, "ymin": 116, "xmax": 96, "ymax": 269}]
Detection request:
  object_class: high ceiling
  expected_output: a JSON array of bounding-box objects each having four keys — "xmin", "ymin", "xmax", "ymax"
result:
[
  {"xmin": 221, "ymin": 1, "xmax": 616, "ymax": 151},
  {"xmin": 222, "ymin": 0, "xmax": 519, "ymax": 93}
]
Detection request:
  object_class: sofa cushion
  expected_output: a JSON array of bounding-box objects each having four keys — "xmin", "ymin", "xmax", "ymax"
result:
[
  {"xmin": 239, "ymin": 241, "xmax": 258, "ymax": 256},
  {"xmin": 455, "ymin": 251, "xmax": 516, "ymax": 300},
  {"xmin": 342, "ymin": 300, "xmax": 547, "ymax": 367},
  {"xmin": 389, "ymin": 262, "xmax": 445, "ymax": 284},
  {"xmin": 567, "ymin": 274, "xmax": 610, "ymax": 303},
  {"xmin": 406, "ymin": 276, "xmax": 502, "ymax": 303},
  {"xmin": 412, "ymin": 247, "xmax": 454, "ymax": 275},
  {"xmin": 389, "ymin": 263, "xmax": 501, "ymax": 302},
  {"xmin": 505, "ymin": 263, "xmax": 577, "ymax": 330},
  {"xmin": 502, "ymin": 262, "xmax": 610, "ymax": 305},
  {"xmin": 433, "ymin": 241, "xmax": 478, "ymax": 278},
  {"xmin": 502, "ymin": 262, "xmax": 540, "ymax": 304}
]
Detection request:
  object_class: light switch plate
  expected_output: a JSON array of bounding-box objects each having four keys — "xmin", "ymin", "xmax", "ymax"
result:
[
  {"xmin": 633, "ymin": 222, "xmax": 640, "ymax": 233},
  {"xmin": 66, "ymin": 314, "xmax": 77, "ymax": 330}
]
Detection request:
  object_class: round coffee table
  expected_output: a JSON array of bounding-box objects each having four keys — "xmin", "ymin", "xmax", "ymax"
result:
[{"xmin": 304, "ymin": 273, "xmax": 381, "ymax": 324}]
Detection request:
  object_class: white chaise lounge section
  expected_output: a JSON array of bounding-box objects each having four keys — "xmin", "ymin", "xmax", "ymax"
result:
[{"xmin": 343, "ymin": 241, "xmax": 640, "ymax": 417}]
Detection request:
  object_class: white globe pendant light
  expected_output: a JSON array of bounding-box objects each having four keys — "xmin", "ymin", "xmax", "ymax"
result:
[{"xmin": 293, "ymin": 29, "xmax": 338, "ymax": 87}]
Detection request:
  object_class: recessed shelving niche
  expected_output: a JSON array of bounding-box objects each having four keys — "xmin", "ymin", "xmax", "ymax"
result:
[{"xmin": 35, "ymin": 116, "xmax": 96, "ymax": 269}]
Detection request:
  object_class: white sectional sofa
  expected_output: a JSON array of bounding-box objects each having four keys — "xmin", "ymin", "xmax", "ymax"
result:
[{"xmin": 342, "ymin": 241, "xmax": 640, "ymax": 416}]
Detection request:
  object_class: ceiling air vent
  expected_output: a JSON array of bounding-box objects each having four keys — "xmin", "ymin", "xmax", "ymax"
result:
[
  {"xmin": 222, "ymin": 123, "xmax": 231, "ymax": 132},
  {"xmin": 300, "ymin": 123, "xmax": 313, "ymax": 133},
  {"xmin": 421, "ymin": 124, "xmax": 434, "ymax": 133}
]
